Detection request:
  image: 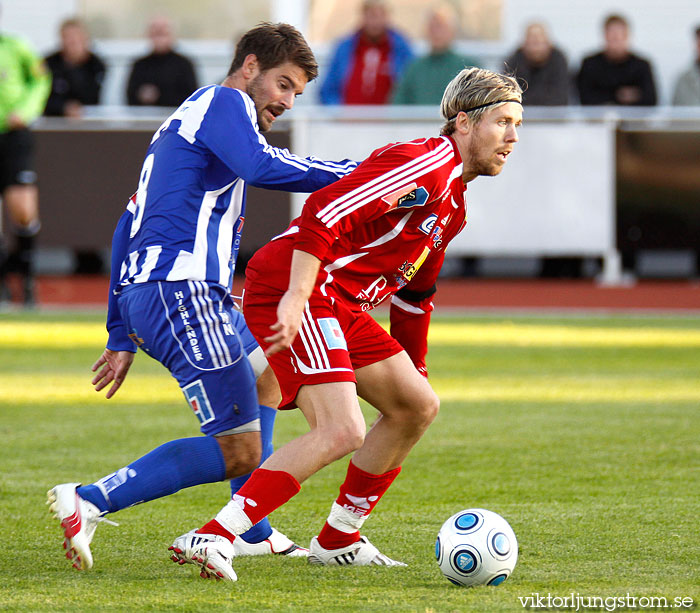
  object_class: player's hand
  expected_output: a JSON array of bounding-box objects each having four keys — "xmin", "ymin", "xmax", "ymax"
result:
[
  {"xmin": 91, "ymin": 349, "xmax": 135, "ymax": 399},
  {"xmin": 264, "ymin": 290, "xmax": 306, "ymax": 356}
]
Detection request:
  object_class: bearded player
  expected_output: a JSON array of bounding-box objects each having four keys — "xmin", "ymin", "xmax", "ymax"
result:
[
  {"xmin": 170, "ymin": 67, "xmax": 523, "ymax": 580},
  {"xmin": 47, "ymin": 23, "xmax": 358, "ymax": 580}
]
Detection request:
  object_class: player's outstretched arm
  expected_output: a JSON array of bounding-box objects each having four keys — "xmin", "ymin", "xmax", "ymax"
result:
[
  {"xmin": 264, "ymin": 250, "xmax": 321, "ymax": 357},
  {"xmin": 204, "ymin": 89, "xmax": 357, "ymax": 193},
  {"xmin": 91, "ymin": 349, "xmax": 135, "ymax": 399}
]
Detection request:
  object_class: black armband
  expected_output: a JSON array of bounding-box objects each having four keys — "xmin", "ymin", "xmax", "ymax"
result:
[{"xmin": 395, "ymin": 283, "xmax": 437, "ymax": 303}]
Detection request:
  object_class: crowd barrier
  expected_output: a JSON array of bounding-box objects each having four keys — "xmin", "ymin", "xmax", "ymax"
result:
[{"xmin": 32, "ymin": 105, "xmax": 700, "ymax": 283}]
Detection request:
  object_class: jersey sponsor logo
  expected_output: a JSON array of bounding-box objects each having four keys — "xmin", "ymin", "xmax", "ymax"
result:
[
  {"xmin": 381, "ymin": 182, "xmax": 416, "ymax": 208},
  {"xmin": 128, "ymin": 330, "xmax": 145, "ymax": 347},
  {"xmin": 399, "ymin": 246, "xmax": 431, "ymax": 282},
  {"xmin": 431, "ymin": 225, "xmax": 444, "ymax": 249},
  {"xmin": 317, "ymin": 317, "xmax": 348, "ymax": 350},
  {"xmin": 356, "ymin": 275, "xmax": 389, "ymax": 311},
  {"xmin": 381, "ymin": 183, "xmax": 429, "ymax": 210},
  {"xmin": 397, "ymin": 186, "xmax": 429, "ymax": 209},
  {"xmin": 419, "ymin": 214, "xmax": 438, "ymax": 235},
  {"xmin": 233, "ymin": 216, "xmax": 245, "ymax": 253},
  {"xmin": 183, "ymin": 379, "xmax": 215, "ymax": 425}
]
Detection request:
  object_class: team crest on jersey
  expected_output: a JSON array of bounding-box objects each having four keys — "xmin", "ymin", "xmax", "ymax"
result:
[
  {"xmin": 318, "ymin": 317, "xmax": 347, "ymax": 350},
  {"xmin": 419, "ymin": 214, "xmax": 438, "ymax": 235},
  {"xmin": 382, "ymin": 182, "xmax": 429, "ymax": 210}
]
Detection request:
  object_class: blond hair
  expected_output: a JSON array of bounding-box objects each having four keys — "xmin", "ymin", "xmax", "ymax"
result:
[{"xmin": 440, "ymin": 67, "xmax": 522, "ymax": 135}]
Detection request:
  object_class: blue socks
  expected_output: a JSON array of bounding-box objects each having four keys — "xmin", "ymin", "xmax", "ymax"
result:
[
  {"xmin": 77, "ymin": 436, "xmax": 226, "ymax": 514},
  {"xmin": 77, "ymin": 406, "xmax": 279, "ymax": 545},
  {"xmin": 229, "ymin": 405, "xmax": 277, "ymax": 543}
]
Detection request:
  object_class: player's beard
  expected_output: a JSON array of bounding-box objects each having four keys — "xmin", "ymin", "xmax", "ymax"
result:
[
  {"xmin": 248, "ymin": 74, "xmax": 284, "ymax": 133},
  {"xmin": 466, "ymin": 142, "xmax": 505, "ymax": 177}
]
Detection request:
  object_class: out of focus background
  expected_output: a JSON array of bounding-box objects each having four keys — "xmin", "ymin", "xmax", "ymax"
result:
[
  {"xmin": 1, "ymin": 0, "xmax": 699, "ymax": 309},
  {"xmin": 2, "ymin": 4, "xmax": 699, "ymax": 606}
]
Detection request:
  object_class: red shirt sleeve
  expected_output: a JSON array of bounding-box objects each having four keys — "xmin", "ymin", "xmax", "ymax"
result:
[{"xmin": 294, "ymin": 141, "xmax": 441, "ymax": 260}]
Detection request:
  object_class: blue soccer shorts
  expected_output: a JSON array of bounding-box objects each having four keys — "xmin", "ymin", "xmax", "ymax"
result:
[{"xmin": 118, "ymin": 280, "xmax": 259, "ymax": 436}]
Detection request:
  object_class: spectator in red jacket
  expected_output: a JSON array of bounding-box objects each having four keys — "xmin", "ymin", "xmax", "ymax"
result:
[{"xmin": 320, "ymin": 0, "xmax": 414, "ymax": 105}]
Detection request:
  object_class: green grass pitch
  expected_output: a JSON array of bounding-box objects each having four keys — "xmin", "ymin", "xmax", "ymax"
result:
[{"xmin": 1, "ymin": 310, "xmax": 698, "ymax": 612}]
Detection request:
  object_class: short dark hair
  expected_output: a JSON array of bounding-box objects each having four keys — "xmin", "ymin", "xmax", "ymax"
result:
[
  {"xmin": 604, "ymin": 14, "xmax": 628, "ymax": 30},
  {"xmin": 227, "ymin": 22, "xmax": 318, "ymax": 82}
]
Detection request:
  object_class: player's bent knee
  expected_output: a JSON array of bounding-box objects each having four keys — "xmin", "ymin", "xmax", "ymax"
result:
[
  {"xmin": 322, "ymin": 423, "xmax": 366, "ymax": 461},
  {"xmin": 423, "ymin": 391, "xmax": 440, "ymax": 424},
  {"xmin": 400, "ymin": 388, "xmax": 440, "ymax": 422},
  {"xmin": 401, "ymin": 389, "xmax": 440, "ymax": 431},
  {"xmin": 4, "ymin": 186, "xmax": 39, "ymax": 226},
  {"xmin": 256, "ymin": 366, "xmax": 281, "ymax": 407}
]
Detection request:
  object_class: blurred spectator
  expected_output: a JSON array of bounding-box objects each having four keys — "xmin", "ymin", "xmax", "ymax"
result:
[
  {"xmin": 44, "ymin": 18, "xmax": 106, "ymax": 118},
  {"xmin": 319, "ymin": 0, "xmax": 414, "ymax": 105},
  {"xmin": 392, "ymin": 3, "xmax": 477, "ymax": 105},
  {"xmin": 0, "ymin": 13, "xmax": 51, "ymax": 306},
  {"xmin": 126, "ymin": 16, "xmax": 198, "ymax": 107},
  {"xmin": 672, "ymin": 25, "xmax": 700, "ymax": 105},
  {"xmin": 504, "ymin": 22, "xmax": 569, "ymax": 106},
  {"xmin": 577, "ymin": 14, "xmax": 657, "ymax": 106}
]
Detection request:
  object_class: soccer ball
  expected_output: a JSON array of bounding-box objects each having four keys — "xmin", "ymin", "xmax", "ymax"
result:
[{"xmin": 435, "ymin": 508, "xmax": 518, "ymax": 587}]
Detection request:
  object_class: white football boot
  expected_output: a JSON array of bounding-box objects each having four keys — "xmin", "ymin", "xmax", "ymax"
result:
[
  {"xmin": 169, "ymin": 530, "xmax": 237, "ymax": 581},
  {"xmin": 308, "ymin": 535, "xmax": 407, "ymax": 567},
  {"xmin": 232, "ymin": 527, "xmax": 309, "ymax": 558},
  {"xmin": 47, "ymin": 482, "xmax": 116, "ymax": 570}
]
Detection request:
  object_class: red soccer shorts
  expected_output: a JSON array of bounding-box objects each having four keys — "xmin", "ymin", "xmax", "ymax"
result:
[{"xmin": 243, "ymin": 287, "xmax": 404, "ymax": 410}]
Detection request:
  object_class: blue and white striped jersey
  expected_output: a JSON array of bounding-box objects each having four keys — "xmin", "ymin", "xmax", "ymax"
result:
[{"xmin": 118, "ymin": 84, "xmax": 357, "ymax": 292}]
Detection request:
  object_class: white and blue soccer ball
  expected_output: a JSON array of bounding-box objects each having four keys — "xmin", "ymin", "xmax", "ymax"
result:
[{"xmin": 435, "ymin": 508, "xmax": 518, "ymax": 587}]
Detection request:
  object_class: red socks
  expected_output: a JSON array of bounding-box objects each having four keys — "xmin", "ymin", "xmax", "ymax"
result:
[
  {"xmin": 197, "ymin": 469, "xmax": 300, "ymax": 542},
  {"xmin": 317, "ymin": 461, "xmax": 401, "ymax": 549},
  {"xmin": 197, "ymin": 464, "xmax": 401, "ymax": 550},
  {"xmin": 198, "ymin": 518, "xmax": 235, "ymax": 541},
  {"xmin": 233, "ymin": 468, "xmax": 301, "ymax": 525}
]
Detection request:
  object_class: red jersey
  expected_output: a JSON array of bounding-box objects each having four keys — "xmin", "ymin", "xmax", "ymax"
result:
[
  {"xmin": 343, "ymin": 33, "xmax": 393, "ymax": 105},
  {"xmin": 245, "ymin": 136, "xmax": 466, "ymax": 375},
  {"xmin": 291, "ymin": 135, "xmax": 465, "ymax": 311}
]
